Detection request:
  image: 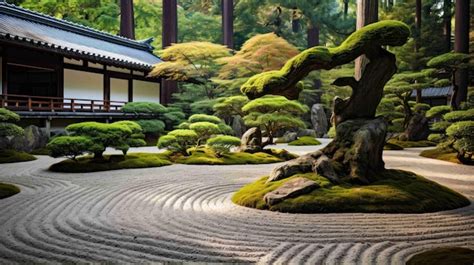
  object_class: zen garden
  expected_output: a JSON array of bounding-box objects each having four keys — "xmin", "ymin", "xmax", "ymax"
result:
[{"xmin": 0, "ymin": 0, "xmax": 473, "ymax": 264}]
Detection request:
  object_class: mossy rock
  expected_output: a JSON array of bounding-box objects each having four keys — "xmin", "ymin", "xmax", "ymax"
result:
[
  {"xmin": 232, "ymin": 169, "xmax": 469, "ymax": 213},
  {"xmin": 406, "ymin": 247, "xmax": 474, "ymax": 265},
  {"xmin": 420, "ymin": 146, "xmax": 460, "ymax": 164},
  {"xmin": 49, "ymin": 153, "xmax": 172, "ymax": 173},
  {"xmin": 0, "ymin": 183, "xmax": 20, "ymax": 199},
  {"xmin": 172, "ymin": 147, "xmax": 296, "ymax": 165},
  {"xmin": 387, "ymin": 139, "xmax": 436, "ymax": 148},
  {"xmin": 0, "ymin": 150, "xmax": 37, "ymax": 164},
  {"xmin": 288, "ymin": 136, "xmax": 322, "ymax": 146}
]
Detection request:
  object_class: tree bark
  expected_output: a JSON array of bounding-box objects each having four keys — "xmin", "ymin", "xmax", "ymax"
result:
[
  {"xmin": 162, "ymin": 0, "xmax": 179, "ymax": 105},
  {"xmin": 119, "ymin": 0, "xmax": 135, "ymax": 39},
  {"xmin": 414, "ymin": 0, "xmax": 422, "ymax": 103},
  {"xmin": 221, "ymin": 0, "xmax": 234, "ymax": 49},
  {"xmin": 453, "ymin": 0, "xmax": 470, "ymax": 107},
  {"xmin": 444, "ymin": 0, "xmax": 452, "ymax": 52},
  {"xmin": 355, "ymin": 0, "xmax": 379, "ymax": 80},
  {"xmin": 307, "ymin": 24, "xmax": 320, "ymax": 48}
]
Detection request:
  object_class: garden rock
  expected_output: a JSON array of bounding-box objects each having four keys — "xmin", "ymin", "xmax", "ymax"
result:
[
  {"xmin": 268, "ymin": 151, "xmax": 322, "ymax": 182},
  {"xmin": 297, "ymin": 129, "xmax": 317, "ymax": 138},
  {"xmin": 12, "ymin": 125, "xmax": 48, "ymax": 152},
  {"xmin": 311, "ymin": 104, "xmax": 328, "ymax": 137},
  {"xmin": 279, "ymin": 132, "xmax": 298, "ymax": 143},
  {"xmin": 264, "ymin": 177, "xmax": 319, "ymax": 206},
  {"xmin": 313, "ymin": 155, "xmax": 340, "ymax": 184},
  {"xmin": 403, "ymin": 113, "xmax": 430, "ymax": 141},
  {"xmin": 231, "ymin": 115, "xmax": 246, "ymax": 137},
  {"xmin": 239, "ymin": 127, "xmax": 262, "ymax": 153}
]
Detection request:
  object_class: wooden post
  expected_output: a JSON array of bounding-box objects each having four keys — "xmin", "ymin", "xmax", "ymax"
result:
[
  {"xmin": 27, "ymin": 97, "xmax": 32, "ymax": 111},
  {"xmin": 222, "ymin": 0, "xmax": 234, "ymax": 49},
  {"xmin": 120, "ymin": 0, "xmax": 135, "ymax": 39},
  {"xmin": 71, "ymin": 99, "xmax": 75, "ymax": 112},
  {"xmin": 355, "ymin": 0, "xmax": 378, "ymax": 80},
  {"xmin": 91, "ymin": 100, "xmax": 95, "ymax": 112},
  {"xmin": 161, "ymin": 0, "xmax": 178, "ymax": 105},
  {"xmin": 453, "ymin": 0, "xmax": 470, "ymax": 107}
]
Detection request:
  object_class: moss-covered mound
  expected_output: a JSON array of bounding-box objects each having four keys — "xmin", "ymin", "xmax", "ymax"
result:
[
  {"xmin": 384, "ymin": 142, "xmax": 404, "ymax": 150},
  {"xmin": 232, "ymin": 169, "xmax": 469, "ymax": 213},
  {"xmin": 172, "ymin": 147, "xmax": 297, "ymax": 165},
  {"xmin": 0, "ymin": 150, "xmax": 36, "ymax": 164},
  {"xmin": 288, "ymin": 136, "xmax": 322, "ymax": 146},
  {"xmin": 0, "ymin": 183, "xmax": 20, "ymax": 199},
  {"xmin": 387, "ymin": 139, "xmax": 436, "ymax": 148},
  {"xmin": 406, "ymin": 247, "xmax": 474, "ymax": 265},
  {"xmin": 49, "ymin": 153, "xmax": 172, "ymax": 173},
  {"xmin": 420, "ymin": 146, "xmax": 460, "ymax": 164}
]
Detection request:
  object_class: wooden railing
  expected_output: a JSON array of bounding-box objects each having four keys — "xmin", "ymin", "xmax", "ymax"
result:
[{"xmin": 1, "ymin": 94, "xmax": 127, "ymax": 112}]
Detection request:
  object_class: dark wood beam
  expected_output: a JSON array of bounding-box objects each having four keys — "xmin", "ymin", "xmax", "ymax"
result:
[
  {"xmin": 120, "ymin": 0, "xmax": 135, "ymax": 39},
  {"xmin": 222, "ymin": 0, "xmax": 234, "ymax": 49}
]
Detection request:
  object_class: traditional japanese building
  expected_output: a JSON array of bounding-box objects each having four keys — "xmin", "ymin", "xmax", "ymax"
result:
[{"xmin": 0, "ymin": 1, "xmax": 162, "ymax": 131}]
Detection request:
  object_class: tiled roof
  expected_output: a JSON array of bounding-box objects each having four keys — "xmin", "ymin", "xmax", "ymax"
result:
[
  {"xmin": 0, "ymin": 1, "xmax": 162, "ymax": 70},
  {"xmin": 410, "ymin": 86, "xmax": 453, "ymax": 98}
]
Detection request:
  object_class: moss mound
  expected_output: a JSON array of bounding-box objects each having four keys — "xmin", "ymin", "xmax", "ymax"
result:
[
  {"xmin": 288, "ymin": 136, "xmax": 322, "ymax": 146},
  {"xmin": 420, "ymin": 146, "xmax": 460, "ymax": 164},
  {"xmin": 407, "ymin": 247, "xmax": 474, "ymax": 265},
  {"xmin": 387, "ymin": 139, "xmax": 436, "ymax": 148},
  {"xmin": 0, "ymin": 183, "xmax": 20, "ymax": 199},
  {"xmin": 172, "ymin": 147, "xmax": 297, "ymax": 165},
  {"xmin": 49, "ymin": 153, "xmax": 172, "ymax": 173},
  {"xmin": 0, "ymin": 150, "xmax": 36, "ymax": 164},
  {"xmin": 384, "ymin": 142, "xmax": 404, "ymax": 150},
  {"xmin": 232, "ymin": 169, "xmax": 469, "ymax": 213}
]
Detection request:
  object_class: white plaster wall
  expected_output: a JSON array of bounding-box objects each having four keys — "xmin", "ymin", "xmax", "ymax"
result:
[
  {"xmin": 110, "ymin": 78, "xmax": 129, "ymax": 102},
  {"xmin": 133, "ymin": 80, "xmax": 160, "ymax": 102},
  {"xmin": 64, "ymin": 69, "xmax": 103, "ymax": 100}
]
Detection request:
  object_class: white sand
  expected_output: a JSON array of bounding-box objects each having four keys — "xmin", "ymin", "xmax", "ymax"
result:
[{"xmin": 0, "ymin": 143, "xmax": 472, "ymax": 264}]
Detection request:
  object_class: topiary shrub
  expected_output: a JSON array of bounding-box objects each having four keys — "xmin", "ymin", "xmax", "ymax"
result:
[
  {"xmin": 426, "ymin": 105, "xmax": 452, "ymax": 119},
  {"xmin": 430, "ymin": 120, "xmax": 451, "ymax": 132},
  {"xmin": 443, "ymin": 109, "xmax": 474, "ymax": 122},
  {"xmin": 157, "ymin": 129, "xmax": 198, "ymax": 155},
  {"xmin": 446, "ymin": 121, "xmax": 474, "ymax": 164},
  {"xmin": 413, "ymin": 103, "xmax": 431, "ymax": 114},
  {"xmin": 0, "ymin": 108, "xmax": 24, "ymax": 146},
  {"xmin": 206, "ymin": 135, "xmax": 241, "ymax": 157},
  {"xmin": 427, "ymin": 133, "xmax": 444, "ymax": 143},
  {"xmin": 188, "ymin": 114, "xmax": 222, "ymax": 124},
  {"xmin": 135, "ymin": 120, "xmax": 165, "ymax": 136},
  {"xmin": 47, "ymin": 136, "xmax": 93, "ymax": 160},
  {"xmin": 189, "ymin": 122, "xmax": 220, "ymax": 145},
  {"xmin": 122, "ymin": 102, "xmax": 167, "ymax": 115}
]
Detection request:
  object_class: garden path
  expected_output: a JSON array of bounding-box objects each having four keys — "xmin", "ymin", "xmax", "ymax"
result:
[{"xmin": 0, "ymin": 143, "xmax": 472, "ymax": 264}]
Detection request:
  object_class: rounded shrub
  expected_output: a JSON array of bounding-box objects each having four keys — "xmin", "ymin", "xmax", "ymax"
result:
[
  {"xmin": 0, "ymin": 108, "xmax": 20, "ymax": 122},
  {"xmin": 430, "ymin": 121, "xmax": 451, "ymax": 132},
  {"xmin": 413, "ymin": 103, "xmax": 430, "ymax": 114},
  {"xmin": 443, "ymin": 109, "xmax": 474, "ymax": 122},
  {"xmin": 158, "ymin": 129, "xmax": 198, "ymax": 155},
  {"xmin": 427, "ymin": 133, "xmax": 444, "ymax": 143},
  {"xmin": 426, "ymin": 105, "xmax": 452, "ymax": 119},
  {"xmin": 189, "ymin": 122, "xmax": 220, "ymax": 144},
  {"xmin": 206, "ymin": 135, "xmax": 241, "ymax": 156},
  {"xmin": 47, "ymin": 136, "xmax": 93, "ymax": 160},
  {"xmin": 122, "ymin": 102, "xmax": 167, "ymax": 115},
  {"xmin": 0, "ymin": 123, "xmax": 24, "ymax": 137},
  {"xmin": 446, "ymin": 121, "xmax": 474, "ymax": 164},
  {"xmin": 135, "ymin": 120, "xmax": 165, "ymax": 135},
  {"xmin": 188, "ymin": 114, "xmax": 222, "ymax": 124}
]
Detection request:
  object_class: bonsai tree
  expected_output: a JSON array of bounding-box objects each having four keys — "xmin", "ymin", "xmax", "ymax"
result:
[
  {"xmin": 242, "ymin": 95, "xmax": 308, "ymax": 146},
  {"xmin": 157, "ymin": 129, "xmax": 198, "ymax": 155},
  {"xmin": 189, "ymin": 122, "xmax": 220, "ymax": 145},
  {"xmin": 206, "ymin": 135, "xmax": 241, "ymax": 157},
  {"xmin": 427, "ymin": 52, "xmax": 471, "ymax": 109},
  {"xmin": 446, "ymin": 121, "xmax": 474, "ymax": 164},
  {"xmin": 113, "ymin": 121, "xmax": 146, "ymax": 155},
  {"xmin": 135, "ymin": 119, "xmax": 166, "ymax": 143},
  {"xmin": 47, "ymin": 136, "xmax": 93, "ymax": 160},
  {"xmin": 240, "ymin": 20, "xmax": 411, "ymax": 184},
  {"xmin": 0, "ymin": 108, "xmax": 24, "ymax": 144}
]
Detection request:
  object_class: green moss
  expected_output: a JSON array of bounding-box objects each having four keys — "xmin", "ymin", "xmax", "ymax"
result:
[
  {"xmin": 406, "ymin": 247, "xmax": 474, "ymax": 265},
  {"xmin": 288, "ymin": 136, "xmax": 322, "ymax": 146},
  {"xmin": 0, "ymin": 150, "xmax": 36, "ymax": 164},
  {"xmin": 30, "ymin": 148, "xmax": 51, "ymax": 156},
  {"xmin": 49, "ymin": 153, "xmax": 172, "ymax": 173},
  {"xmin": 232, "ymin": 169, "xmax": 470, "ymax": 213},
  {"xmin": 427, "ymin": 52, "xmax": 470, "ymax": 69},
  {"xmin": 0, "ymin": 183, "xmax": 20, "ymax": 199},
  {"xmin": 172, "ymin": 147, "xmax": 295, "ymax": 165},
  {"xmin": 384, "ymin": 142, "xmax": 404, "ymax": 150},
  {"xmin": 420, "ymin": 146, "xmax": 461, "ymax": 164},
  {"xmin": 387, "ymin": 139, "xmax": 436, "ymax": 148}
]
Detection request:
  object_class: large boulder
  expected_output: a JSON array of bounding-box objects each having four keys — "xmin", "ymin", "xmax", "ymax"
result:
[
  {"xmin": 12, "ymin": 125, "xmax": 48, "ymax": 152},
  {"xmin": 239, "ymin": 127, "xmax": 262, "ymax": 153},
  {"xmin": 268, "ymin": 151, "xmax": 322, "ymax": 182},
  {"xmin": 311, "ymin": 104, "xmax": 328, "ymax": 137},
  {"xmin": 231, "ymin": 115, "xmax": 246, "ymax": 137},
  {"xmin": 403, "ymin": 113, "xmax": 430, "ymax": 141},
  {"xmin": 264, "ymin": 177, "xmax": 319, "ymax": 206},
  {"xmin": 278, "ymin": 131, "xmax": 298, "ymax": 143}
]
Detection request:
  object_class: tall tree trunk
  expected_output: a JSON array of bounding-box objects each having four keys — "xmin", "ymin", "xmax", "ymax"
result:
[
  {"xmin": 444, "ymin": 0, "xmax": 452, "ymax": 52},
  {"xmin": 307, "ymin": 24, "xmax": 320, "ymax": 48},
  {"xmin": 355, "ymin": 0, "xmax": 378, "ymax": 80},
  {"xmin": 344, "ymin": 0, "xmax": 349, "ymax": 16},
  {"xmin": 453, "ymin": 0, "xmax": 470, "ymax": 108},
  {"xmin": 415, "ymin": 0, "xmax": 422, "ymax": 103},
  {"xmin": 119, "ymin": 0, "xmax": 135, "ymax": 39},
  {"xmin": 162, "ymin": 0, "xmax": 178, "ymax": 105},
  {"xmin": 221, "ymin": 0, "xmax": 234, "ymax": 49}
]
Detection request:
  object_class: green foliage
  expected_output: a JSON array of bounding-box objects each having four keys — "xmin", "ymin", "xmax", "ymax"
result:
[
  {"xmin": 426, "ymin": 105, "xmax": 452, "ymax": 119},
  {"xmin": 427, "ymin": 52, "xmax": 471, "ymax": 69},
  {"xmin": 446, "ymin": 121, "xmax": 474, "ymax": 156},
  {"xmin": 430, "ymin": 121, "xmax": 451, "ymax": 132},
  {"xmin": 420, "ymin": 145, "xmax": 460, "ymax": 164},
  {"xmin": 162, "ymin": 110, "xmax": 186, "ymax": 129},
  {"xmin": 135, "ymin": 120, "xmax": 165, "ymax": 136},
  {"xmin": 157, "ymin": 129, "xmax": 198, "ymax": 155},
  {"xmin": 49, "ymin": 153, "xmax": 171, "ymax": 173},
  {"xmin": 0, "ymin": 150, "xmax": 36, "ymax": 164},
  {"xmin": 213, "ymin": 96, "xmax": 249, "ymax": 119},
  {"xmin": 189, "ymin": 122, "xmax": 220, "ymax": 144},
  {"xmin": 0, "ymin": 108, "xmax": 20, "ymax": 122},
  {"xmin": 406, "ymin": 247, "xmax": 474, "ymax": 265},
  {"xmin": 217, "ymin": 123, "xmax": 234, "ymax": 135},
  {"xmin": 0, "ymin": 182, "xmax": 20, "ymax": 199},
  {"xmin": 232, "ymin": 169, "xmax": 469, "ymax": 213},
  {"xmin": 47, "ymin": 136, "xmax": 93, "ymax": 160},
  {"xmin": 427, "ymin": 133, "xmax": 444, "ymax": 143},
  {"xmin": 188, "ymin": 114, "xmax": 222, "ymax": 124},
  {"xmin": 327, "ymin": 126, "xmax": 336, "ymax": 138},
  {"xmin": 288, "ymin": 136, "xmax": 321, "ymax": 146},
  {"xmin": 177, "ymin": 122, "xmax": 190, "ymax": 129},
  {"xmin": 122, "ymin": 102, "xmax": 167, "ymax": 115},
  {"xmin": 413, "ymin": 103, "xmax": 430, "ymax": 114},
  {"xmin": 206, "ymin": 135, "xmax": 241, "ymax": 155},
  {"xmin": 0, "ymin": 123, "xmax": 24, "ymax": 138},
  {"xmin": 443, "ymin": 109, "xmax": 474, "ymax": 122},
  {"xmin": 387, "ymin": 139, "xmax": 436, "ymax": 148}
]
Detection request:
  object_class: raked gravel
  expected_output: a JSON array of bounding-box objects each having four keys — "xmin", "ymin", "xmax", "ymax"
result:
[{"xmin": 0, "ymin": 141, "xmax": 473, "ymax": 264}]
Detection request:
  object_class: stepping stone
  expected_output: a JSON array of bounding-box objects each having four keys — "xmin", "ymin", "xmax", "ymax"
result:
[{"xmin": 264, "ymin": 177, "xmax": 319, "ymax": 206}]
